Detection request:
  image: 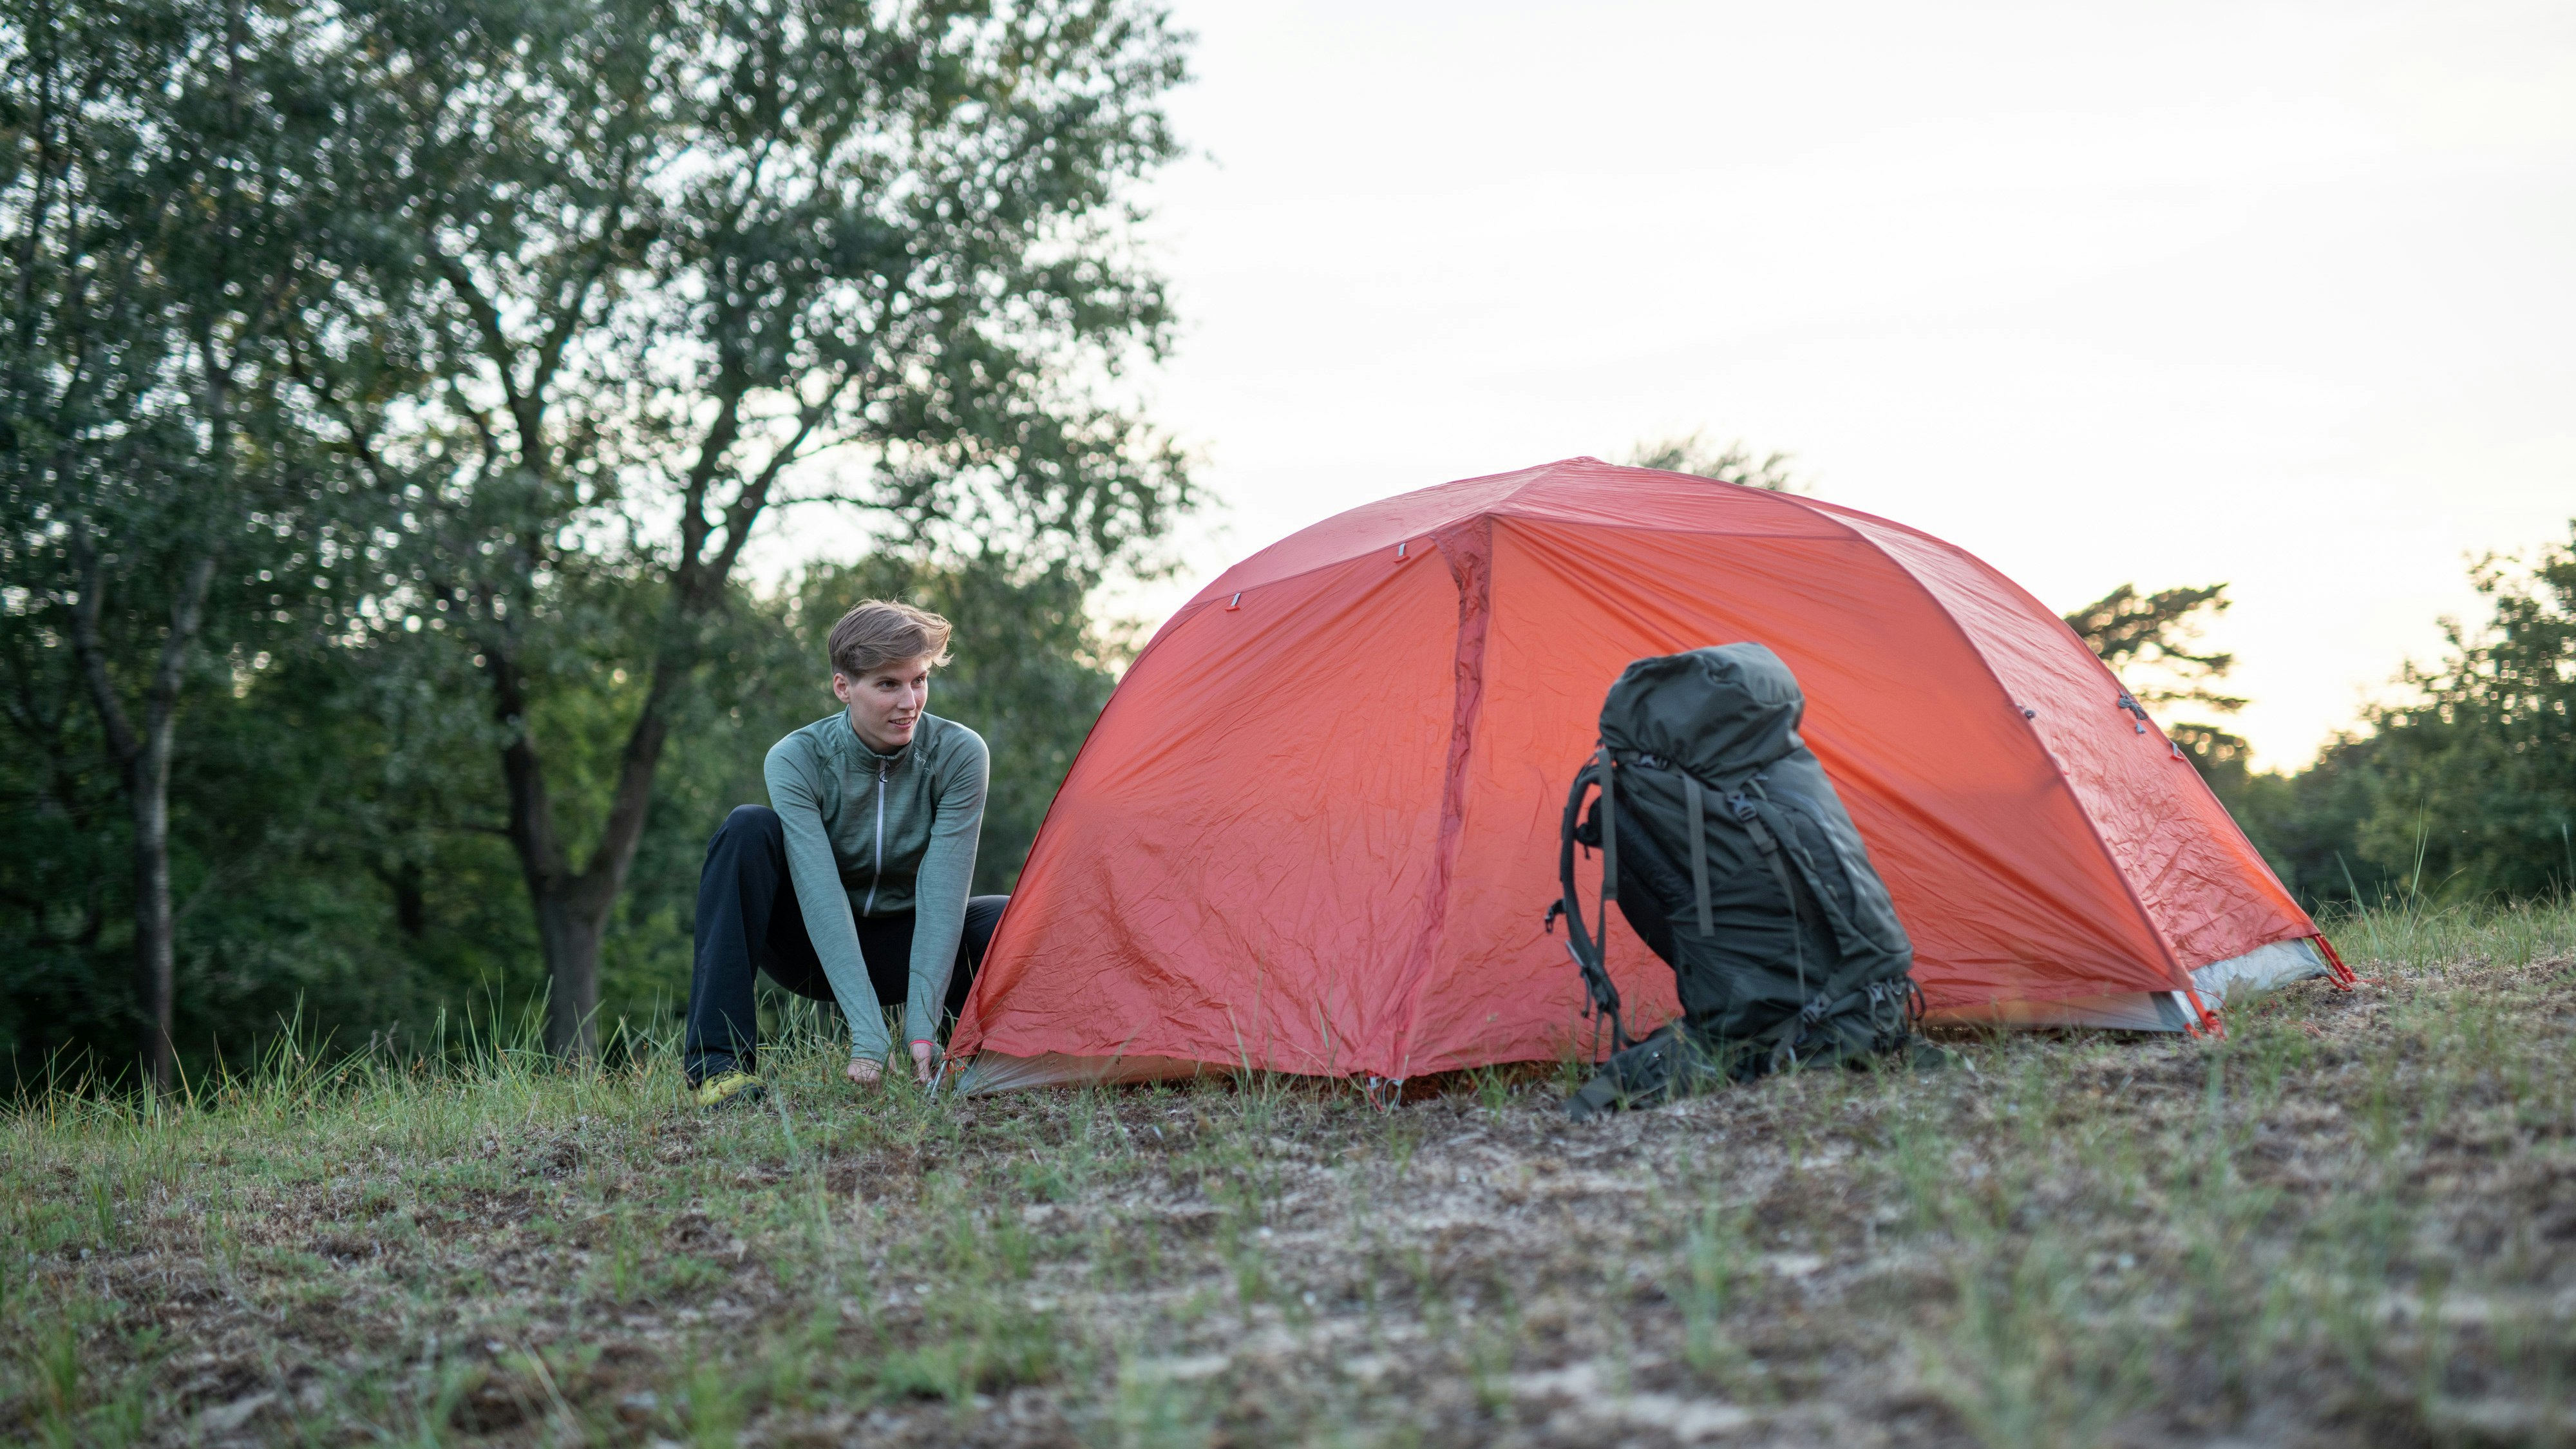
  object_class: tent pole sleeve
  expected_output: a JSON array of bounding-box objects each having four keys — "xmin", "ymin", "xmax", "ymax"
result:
[{"xmin": 2313, "ymin": 933, "xmax": 2358, "ymax": 988}]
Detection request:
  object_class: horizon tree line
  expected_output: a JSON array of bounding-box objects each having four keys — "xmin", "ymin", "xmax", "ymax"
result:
[{"xmin": 4, "ymin": 11, "xmax": 2568, "ymax": 1090}]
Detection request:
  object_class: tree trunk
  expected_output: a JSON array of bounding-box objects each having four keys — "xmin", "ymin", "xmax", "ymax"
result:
[
  {"xmin": 493, "ymin": 647, "xmax": 676, "ymax": 1059},
  {"xmin": 70, "ymin": 533, "xmax": 216, "ymax": 1095},
  {"xmin": 532, "ymin": 885, "xmax": 610, "ymax": 1058},
  {"xmin": 126, "ymin": 730, "xmax": 178, "ymax": 1092},
  {"xmin": 388, "ymin": 858, "xmax": 427, "ymax": 938}
]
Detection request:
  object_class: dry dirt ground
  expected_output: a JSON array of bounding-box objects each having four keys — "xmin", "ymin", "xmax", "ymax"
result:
[{"xmin": 6, "ymin": 907, "xmax": 2575, "ymax": 1447}]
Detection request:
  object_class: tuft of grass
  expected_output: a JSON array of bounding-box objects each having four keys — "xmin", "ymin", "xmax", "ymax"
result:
[
  {"xmin": 1923, "ymin": 1232, "xmax": 2150, "ymax": 1449},
  {"xmin": 1675, "ymin": 1196, "xmax": 1750, "ymax": 1384}
]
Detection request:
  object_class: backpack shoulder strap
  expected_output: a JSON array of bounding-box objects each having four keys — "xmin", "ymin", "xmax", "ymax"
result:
[
  {"xmin": 1750, "ymin": 785, "xmax": 1880, "ymax": 960},
  {"xmin": 1552, "ymin": 750, "xmax": 1629, "ymax": 1053},
  {"xmin": 1596, "ymin": 744, "xmax": 1618, "ymax": 904},
  {"xmin": 1682, "ymin": 773, "xmax": 1712, "ymax": 936},
  {"xmin": 1724, "ymin": 780, "xmax": 1810, "ymax": 1002}
]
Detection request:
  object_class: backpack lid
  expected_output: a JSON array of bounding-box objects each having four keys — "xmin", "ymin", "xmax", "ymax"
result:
[{"xmin": 1598, "ymin": 642, "xmax": 1806, "ymax": 782}]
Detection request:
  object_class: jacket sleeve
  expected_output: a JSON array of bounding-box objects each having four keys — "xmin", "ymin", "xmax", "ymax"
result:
[
  {"xmin": 765, "ymin": 736, "xmax": 893, "ymax": 1064},
  {"xmin": 904, "ymin": 726, "xmax": 989, "ymax": 1046}
]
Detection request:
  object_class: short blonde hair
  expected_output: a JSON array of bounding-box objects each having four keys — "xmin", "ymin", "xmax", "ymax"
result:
[{"xmin": 827, "ymin": 600, "xmax": 954, "ymax": 678}]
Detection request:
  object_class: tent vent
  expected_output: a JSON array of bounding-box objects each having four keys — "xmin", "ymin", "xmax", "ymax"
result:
[
  {"xmin": 1396, "ymin": 540, "xmax": 1412, "ymax": 561},
  {"xmin": 1227, "ymin": 592, "xmax": 1241, "ymax": 611}
]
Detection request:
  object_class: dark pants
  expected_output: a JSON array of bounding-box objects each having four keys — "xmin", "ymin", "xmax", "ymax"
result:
[{"xmin": 684, "ymin": 804, "xmax": 1007, "ymax": 1083}]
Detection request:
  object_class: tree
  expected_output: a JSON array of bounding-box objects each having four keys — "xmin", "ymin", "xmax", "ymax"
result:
[
  {"xmin": 2219, "ymin": 732, "xmax": 2396, "ymax": 907},
  {"xmin": 2351, "ymin": 527, "xmax": 2576, "ymax": 899},
  {"xmin": 1625, "ymin": 433, "xmax": 1799, "ymax": 492},
  {"xmin": 1, "ymin": 0, "xmax": 171, "ymax": 1074},
  {"xmin": 1, "ymin": 0, "xmax": 371, "ymax": 1087},
  {"xmin": 2061, "ymin": 582, "xmax": 2244, "ymax": 714},
  {"xmin": 2061, "ymin": 581, "xmax": 2254, "ymax": 791},
  {"xmin": 314, "ymin": 0, "xmax": 1196, "ymax": 1055}
]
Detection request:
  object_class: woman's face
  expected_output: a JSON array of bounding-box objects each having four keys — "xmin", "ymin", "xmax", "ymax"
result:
[{"xmin": 835, "ymin": 655, "xmax": 933, "ymax": 753}]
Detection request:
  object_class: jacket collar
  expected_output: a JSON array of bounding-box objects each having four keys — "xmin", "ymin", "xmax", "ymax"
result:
[{"xmin": 837, "ymin": 710, "xmax": 923, "ymax": 766}]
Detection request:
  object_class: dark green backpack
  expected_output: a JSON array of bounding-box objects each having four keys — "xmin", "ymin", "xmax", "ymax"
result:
[{"xmin": 1551, "ymin": 643, "xmax": 1922, "ymax": 1117}]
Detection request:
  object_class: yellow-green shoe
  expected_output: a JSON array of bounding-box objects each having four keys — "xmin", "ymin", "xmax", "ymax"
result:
[{"xmin": 694, "ymin": 1070, "xmax": 766, "ymax": 1109}]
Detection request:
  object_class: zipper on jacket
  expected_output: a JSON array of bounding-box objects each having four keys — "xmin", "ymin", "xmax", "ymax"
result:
[{"xmin": 862, "ymin": 757, "xmax": 889, "ymax": 913}]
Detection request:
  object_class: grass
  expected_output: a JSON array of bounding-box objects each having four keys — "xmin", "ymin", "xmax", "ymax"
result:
[{"xmin": 3, "ymin": 902, "xmax": 2574, "ymax": 1446}]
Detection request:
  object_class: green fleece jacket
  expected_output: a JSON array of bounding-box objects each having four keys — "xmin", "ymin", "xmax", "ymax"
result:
[{"xmin": 764, "ymin": 711, "xmax": 989, "ymax": 1063}]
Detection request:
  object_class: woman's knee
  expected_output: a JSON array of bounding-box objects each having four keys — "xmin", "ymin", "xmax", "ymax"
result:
[
  {"xmin": 963, "ymin": 895, "xmax": 1010, "ymax": 958},
  {"xmin": 708, "ymin": 804, "xmax": 782, "ymax": 857},
  {"xmin": 720, "ymin": 804, "xmax": 781, "ymax": 838}
]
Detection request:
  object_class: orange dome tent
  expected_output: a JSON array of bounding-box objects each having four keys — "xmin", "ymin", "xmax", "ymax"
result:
[{"xmin": 949, "ymin": 459, "xmax": 2351, "ymax": 1091}]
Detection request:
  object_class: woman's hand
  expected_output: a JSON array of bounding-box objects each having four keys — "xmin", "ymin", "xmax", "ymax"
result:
[
  {"xmin": 911, "ymin": 1039, "xmax": 940, "ymax": 1084},
  {"xmin": 846, "ymin": 1057, "xmax": 883, "ymax": 1087}
]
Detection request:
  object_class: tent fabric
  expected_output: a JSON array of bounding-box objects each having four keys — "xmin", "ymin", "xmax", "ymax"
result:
[{"xmin": 948, "ymin": 458, "xmax": 2337, "ymax": 1092}]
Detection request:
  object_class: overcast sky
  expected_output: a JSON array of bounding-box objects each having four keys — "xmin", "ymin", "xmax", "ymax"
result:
[{"xmin": 1089, "ymin": 0, "xmax": 2574, "ymax": 768}]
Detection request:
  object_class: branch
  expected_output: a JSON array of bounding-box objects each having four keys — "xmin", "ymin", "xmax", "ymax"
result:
[
  {"xmin": 528, "ymin": 79, "xmax": 651, "ymax": 406},
  {"xmin": 442, "ymin": 377, "xmax": 503, "ymax": 474},
  {"xmin": 703, "ymin": 391, "xmax": 838, "ymax": 596},
  {"xmin": 145, "ymin": 552, "xmax": 220, "ymax": 741},
  {"xmin": 573, "ymin": 661, "xmax": 677, "ymax": 896},
  {"xmin": 425, "ymin": 247, "xmax": 542, "ymax": 460},
  {"xmin": 66, "ymin": 521, "xmax": 140, "ymax": 770},
  {"xmin": 283, "ymin": 330, "xmax": 400, "ymax": 495},
  {"xmin": 672, "ymin": 373, "xmax": 750, "ymax": 596},
  {"xmin": 526, "ymin": 223, "xmax": 622, "ymax": 406},
  {"xmin": 476, "ymin": 605, "xmax": 569, "ymax": 887},
  {"xmin": 577, "ymin": 395, "xmax": 850, "ymax": 898}
]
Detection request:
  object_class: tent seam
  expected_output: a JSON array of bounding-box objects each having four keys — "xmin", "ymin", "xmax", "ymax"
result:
[
  {"xmin": 1797, "ymin": 497, "xmax": 2195, "ymax": 994},
  {"xmin": 1800, "ymin": 500, "xmax": 2314, "ymax": 972},
  {"xmin": 1382, "ymin": 516, "xmax": 1495, "ymax": 1080}
]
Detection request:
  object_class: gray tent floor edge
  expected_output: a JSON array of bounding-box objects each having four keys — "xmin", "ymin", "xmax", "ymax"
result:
[
  {"xmin": 2191, "ymin": 936, "xmax": 2334, "ymax": 1007},
  {"xmin": 1923, "ymin": 938, "xmax": 2332, "ymax": 1033}
]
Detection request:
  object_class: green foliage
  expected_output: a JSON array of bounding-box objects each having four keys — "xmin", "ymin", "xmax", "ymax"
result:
[
  {"xmin": 1, "ymin": 0, "xmax": 409, "ymax": 1082},
  {"xmin": 2345, "ymin": 526, "xmax": 2576, "ymax": 900},
  {"xmin": 2061, "ymin": 581, "xmax": 2244, "ymax": 717},
  {"xmin": 287, "ymin": 0, "xmax": 1196, "ymax": 1054},
  {"xmin": 2148, "ymin": 530, "xmax": 2576, "ymax": 907},
  {"xmin": 0, "ymin": 0, "xmax": 1194, "ymax": 1076}
]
